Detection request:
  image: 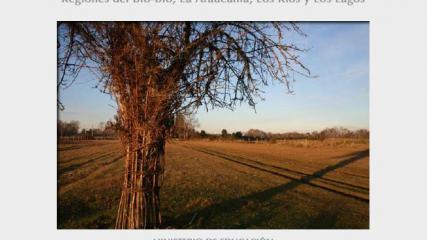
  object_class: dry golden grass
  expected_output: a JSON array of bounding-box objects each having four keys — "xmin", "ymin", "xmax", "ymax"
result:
[{"xmin": 58, "ymin": 139, "xmax": 369, "ymax": 229}]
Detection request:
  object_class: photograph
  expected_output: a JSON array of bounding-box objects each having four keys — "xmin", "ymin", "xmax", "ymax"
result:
[{"xmin": 57, "ymin": 21, "xmax": 369, "ymax": 229}]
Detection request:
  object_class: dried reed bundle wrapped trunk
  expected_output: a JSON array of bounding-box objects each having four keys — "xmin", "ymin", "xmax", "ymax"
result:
[{"xmin": 115, "ymin": 132, "xmax": 165, "ymax": 228}]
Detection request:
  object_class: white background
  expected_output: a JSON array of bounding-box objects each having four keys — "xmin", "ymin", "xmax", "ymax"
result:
[{"xmin": 0, "ymin": 0, "xmax": 427, "ymax": 239}]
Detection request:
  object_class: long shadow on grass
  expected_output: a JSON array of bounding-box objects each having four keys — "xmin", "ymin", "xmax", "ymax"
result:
[
  {"xmin": 58, "ymin": 145, "xmax": 85, "ymax": 152},
  {"xmin": 188, "ymin": 146, "xmax": 369, "ymax": 191},
  {"xmin": 58, "ymin": 152, "xmax": 117, "ymax": 175},
  {"xmin": 169, "ymin": 149, "xmax": 369, "ymax": 229},
  {"xmin": 185, "ymin": 146, "xmax": 369, "ymax": 200}
]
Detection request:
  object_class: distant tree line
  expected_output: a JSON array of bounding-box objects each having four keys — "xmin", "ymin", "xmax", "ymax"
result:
[
  {"xmin": 58, "ymin": 120, "xmax": 117, "ymax": 139},
  {"xmin": 59, "ymin": 118, "xmax": 368, "ymax": 142},
  {"xmin": 188, "ymin": 127, "xmax": 369, "ymax": 141}
]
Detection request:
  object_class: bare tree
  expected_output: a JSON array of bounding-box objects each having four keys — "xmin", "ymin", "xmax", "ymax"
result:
[
  {"xmin": 171, "ymin": 112, "xmax": 199, "ymax": 139},
  {"xmin": 57, "ymin": 22, "xmax": 310, "ymax": 229},
  {"xmin": 245, "ymin": 128, "xmax": 268, "ymax": 140},
  {"xmin": 57, "ymin": 120, "xmax": 80, "ymax": 137},
  {"xmin": 221, "ymin": 129, "xmax": 228, "ymax": 138}
]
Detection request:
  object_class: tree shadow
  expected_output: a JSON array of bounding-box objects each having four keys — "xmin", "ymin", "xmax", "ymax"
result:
[
  {"xmin": 58, "ymin": 152, "xmax": 119, "ymax": 175},
  {"xmin": 305, "ymin": 201, "xmax": 342, "ymax": 229},
  {"xmin": 168, "ymin": 149, "xmax": 369, "ymax": 229},
  {"xmin": 187, "ymin": 146, "xmax": 369, "ymax": 191},
  {"xmin": 58, "ymin": 145, "xmax": 85, "ymax": 152},
  {"xmin": 58, "ymin": 197, "xmax": 94, "ymax": 228}
]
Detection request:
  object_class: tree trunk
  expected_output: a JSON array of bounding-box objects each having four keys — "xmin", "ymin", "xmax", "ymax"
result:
[{"xmin": 115, "ymin": 129, "xmax": 165, "ymax": 229}]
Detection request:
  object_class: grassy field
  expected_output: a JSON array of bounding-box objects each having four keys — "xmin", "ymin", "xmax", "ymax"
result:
[{"xmin": 58, "ymin": 139, "xmax": 369, "ymax": 229}]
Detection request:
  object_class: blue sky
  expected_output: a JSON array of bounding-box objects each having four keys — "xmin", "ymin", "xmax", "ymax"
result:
[{"xmin": 59, "ymin": 22, "xmax": 369, "ymax": 133}]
